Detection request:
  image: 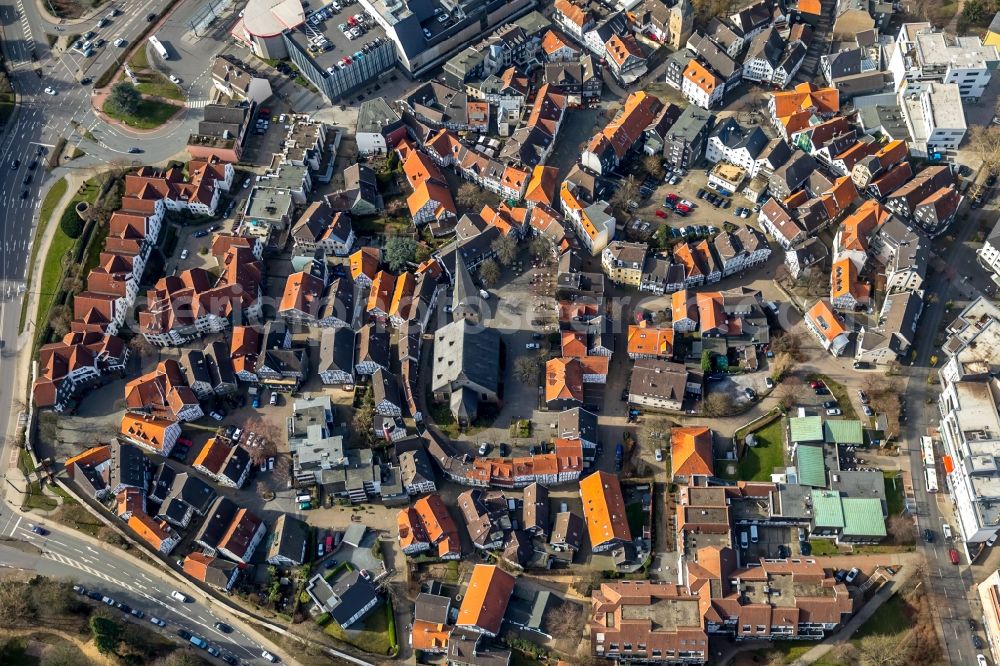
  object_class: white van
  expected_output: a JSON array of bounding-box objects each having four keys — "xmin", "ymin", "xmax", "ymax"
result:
[
  {"xmin": 170, "ymin": 590, "xmax": 189, "ymax": 602},
  {"xmin": 750, "ymin": 525, "xmax": 759, "ymax": 543},
  {"xmin": 942, "ymin": 523, "xmax": 953, "ymax": 541}
]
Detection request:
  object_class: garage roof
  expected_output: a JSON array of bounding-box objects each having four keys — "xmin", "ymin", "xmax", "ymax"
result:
[
  {"xmin": 789, "ymin": 416, "xmax": 823, "ymax": 443},
  {"xmin": 824, "ymin": 419, "xmax": 863, "ymax": 445}
]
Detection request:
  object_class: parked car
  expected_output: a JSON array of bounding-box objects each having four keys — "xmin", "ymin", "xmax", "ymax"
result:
[
  {"xmin": 988, "ymin": 534, "xmax": 998, "ymax": 547},
  {"xmin": 826, "ymin": 408, "xmax": 842, "ymax": 416},
  {"xmin": 478, "ymin": 442, "xmax": 490, "ymax": 456},
  {"xmin": 845, "ymin": 567, "xmax": 860, "ymax": 583},
  {"xmin": 862, "ymin": 405, "xmax": 874, "ymax": 417},
  {"xmin": 176, "ymin": 629, "xmax": 192, "ymax": 640},
  {"xmin": 765, "ymin": 377, "xmax": 774, "ymax": 389},
  {"xmin": 209, "ymin": 410, "xmax": 224, "ymax": 421},
  {"xmin": 809, "ymin": 380, "xmax": 822, "ymax": 389},
  {"xmin": 150, "ymin": 617, "xmax": 166, "ymax": 627},
  {"xmin": 923, "ymin": 528, "xmax": 934, "ymax": 542},
  {"xmin": 744, "ymin": 388, "xmax": 757, "ymax": 401},
  {"xmin": 269, "ymin": 391, "xmax": 278, "ymax": 406},
  {"xmin": 815, "ymin": 387, "xmax": 830, "ymax": 395},
  {"xmin": 655, "ymin": 209, "xmax": 667, "ymax": 218},
  {"xmin": 974, "ymin": 635, "xmax": 984, "ymax": 649},
  {"xmin": 170, "ymin": 590, "xmax": 190, "ymax": 603},
  {"xmin": 261, "ymin": 650, "xmax": 279, "ymax": 663},
  {"xmin": 214, "ymin": 622, "xmax": 233, "ymax": 633},
  {"xmin": 949, "ymin": 548, "xmax": 960, "ymax": 565},
  {"xmin": 823, "ymin": 400, "xmax": 838, "ymax": 408}
]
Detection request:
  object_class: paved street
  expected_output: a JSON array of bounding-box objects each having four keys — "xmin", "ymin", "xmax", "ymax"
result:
[{"xmin": 0, "ymin": 500, "xmax": 287, "ymax": 664}]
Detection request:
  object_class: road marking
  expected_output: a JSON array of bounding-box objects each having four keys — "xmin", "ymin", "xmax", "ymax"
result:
[{"xmin": 10, "ymin": 517, "xmax": 21, "ymax": 536}]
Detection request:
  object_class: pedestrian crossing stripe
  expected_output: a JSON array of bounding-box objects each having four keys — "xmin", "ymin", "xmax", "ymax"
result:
[{"xmin": 187, "ymin": 99, "xmax": 209, "ymax": 109}]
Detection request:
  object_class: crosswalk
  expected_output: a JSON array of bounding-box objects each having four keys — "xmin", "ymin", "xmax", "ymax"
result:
[
  {"xmin": 15, "ymin": 0, "xmax": 35, "ymax": 61},
  {"xmin": 41, "ymin": 550, "xmax": 130, "ymax": 588},
  {"xmin": 187, "ymin": 99, "xmax": 210, "ymax": 109}
]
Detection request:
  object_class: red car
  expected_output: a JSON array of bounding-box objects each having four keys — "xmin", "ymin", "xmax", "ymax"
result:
[
  {"xmin": 666, "ymin": 193, "xmax": 679, "ymax": 201},
  {"xmin": 809, "ymin": 380, "xmax": 822, "ymax": 389},
  {"xmin": 676, "ymin": 204, "xmax": 691, "ymax": 213},
  {"xmin": 949, "ymin": 548, "xmax": 960, "ymax": 565},
  {"xmin": 655, "ymin": 209, "xmax": 668, "ymax": 218}
]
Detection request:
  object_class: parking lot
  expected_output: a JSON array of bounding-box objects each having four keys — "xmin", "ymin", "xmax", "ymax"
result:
[
  {"xmin": 631, "ymin": 165, "xmax": 764, "ymax": 242},
  {"xmin": 445, "ymin": 252, "xmax": 572, "ymax": 457}
]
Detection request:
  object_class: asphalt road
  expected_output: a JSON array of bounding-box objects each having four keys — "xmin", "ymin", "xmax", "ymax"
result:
[
  {"xmin": 903, "ymin": 204, "xmax": 984, "ymax": 665},
  {"xmin": 0, "ymin": 502, "xmax": 273, "ymax": 665}
]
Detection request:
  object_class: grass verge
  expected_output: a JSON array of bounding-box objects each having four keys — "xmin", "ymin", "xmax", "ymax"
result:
[
  {"xmin": 101, "ymin": 98, "xmax": 179, "ymax": 129},
  {"xmin": 854, "ymin": 593, "xmax": 909, "ymax": 639},
  {"xmin": 135, "ymin": 72, "xmax": 184, "ymax": 101},
  {"xmin": 21, "ymin": 178, "xmax": 68, "ymax": 332},
  {"xmin": 815, "ymin": 374, "xmax": 858, "ymax": 421},
  {"xmin": 23, "ymin": 481, "xmax": 58, "ymax": 512}
]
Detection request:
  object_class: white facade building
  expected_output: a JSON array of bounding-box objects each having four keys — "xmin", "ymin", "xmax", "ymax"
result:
[{"xmin": 888, "ymin": 22, "xmax": 998, "ymax": 99}]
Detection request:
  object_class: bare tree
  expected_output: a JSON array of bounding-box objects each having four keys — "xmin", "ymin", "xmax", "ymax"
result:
[
  {"xmin": 611, "ymin": 175, "xmax": 639, "ymax": 218},
  {"xmin": 642, "ymin": 155, "xmax": 665, "ymax": 180},
  {"xmin": 968, "ymin": 124, "xmax": 1000, "ymax": 176},
  {"xmin": 491, "ymin": 234, "xmax": 518, "ymax": 267},
  {"xmin": 549, "ymin": 601, "xmax": 587, "ymax": 653},
  {"xmin": 255, "ymin": 480, "xmax": 273, "ymax": 501},
  {"xmin": 769, "ymin": 351, "xmax": 794, "ymax": 381},
  {"xmin": 479, "ymin": 259, "xmax": 501, "ymax": 287},
  {"xmin": 529, "ymin": 235, "xmax": 552, "ymax": 259},
  {"xmin": 456, "ymin": 182, "xmax": 492, "ymax": 212},
  {"xmin": 858, "ymin": 633, "xmax": 909, "ymax": 666},
  {"xmin": 887, "ymin": 515, "xmax": 916, "ymax": 545},
  {"xmin": 770, "ymin": 331, "xmax": 805, "ymax": 362},
  {"xmin": 241, "ymin": 414, "xmax": 280, "ymax": 465},
  {"xmin": 0, "ymin": 581, "xmax": 35, "ymax": 627},
  {"xmin": 702, "ymin": 392, "xmax": 734, "ymax": 417},
  {"xmin": 513, "ymin": 356, "xmax": 541, "ymax": 385},
  {"xmin": 774, "ymin": 375, "xmax": 803, "ymax": 411}
]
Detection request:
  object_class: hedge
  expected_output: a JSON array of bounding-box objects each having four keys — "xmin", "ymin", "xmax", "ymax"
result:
[{"xmin": 315, "ymin": 612, "xmax": 331, "ymax": 626}]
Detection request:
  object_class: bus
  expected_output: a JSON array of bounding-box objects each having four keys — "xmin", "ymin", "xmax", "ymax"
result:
[
  {"xmin": 925, "ymin": 467, "xmax": 939, "ymax": 493},
  {"xmin": 148, "ymin": 35, "xmax": 169, "ymax": 60},
  {"xmin": 920, "ymin": 436, "xmax": 935, "ymax": 469}
]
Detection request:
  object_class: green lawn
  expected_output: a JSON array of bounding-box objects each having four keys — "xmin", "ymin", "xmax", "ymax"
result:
[
  {"xmin": 806, "ymin": 539, "xmax": 840, "ymax": 556},
  {"xmin": 129, "ymin": 46, "xmax": 150, "ymax": 70},
  {"xmin": 102, "ymin": 98, "xmax": 179, "ymax": 129},
  {"xmin": 135, "ymin": 72, "xmax": 184, "ymax": 101},
  {"xmin": 736, "ymin": 419, "xmax": 786, "ymax": 481},
  {"xmin": 323, "ymin": 603, "xmax": 393, "ymax": 656},
  {"xmin": 884, "ymin": 471, "xmax": 905, "ymax": 516},
  {"xmin": 22, "ymin": 482, "xmax": 58, "ymax": 512},
  {"xmin": 854, "ymin": 593, "xmax": 910, "ymax": 639}
]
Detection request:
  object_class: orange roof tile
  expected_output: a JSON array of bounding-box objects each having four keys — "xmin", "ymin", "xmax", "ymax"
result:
[
  {"xmin": 402, "ymin": 150, "xmax": 444, "ymax": 188},
  {"xmin": 671, "ymin": 289, "xmax": 697, "ymax": 324},
  {"xmin": 368, "ymin": 270, "xmax": 396, "ymax": 314},
  {"xmin": 525, "ymin": 165, "xmax": 559, "ymax": 206},
  {"xmin": 627, "ymin": 323, "xmax": 674, "ymax": 358},
  {"xmin": 541, "ymin": 29, "xmax": 575, "ymax": 56},
  {"xmin": 128, "ymin": 511, "xmax": 173, "ymax": 550},
  {"xmin": 806, "ymin": 299, "xmax": 847, "ymax": 343},
  {"xmin": 64, "ymin": 445, "xmax": 111, "ymax": 477},
  {"xmin": 771, "ymin": 83, "xmax": 839, "ymax": 119},
  {"xmin": 831, "ymin": 256, "xmax": 869, "ymax": 303},
  {"xmin": 456, "ymin": 565, "xmax": 516, "ymax": 635},
  {"xmin": 415, "ymin": 495, "xmax": 461, "ymax": 558},
  {"xmin": 120, "ymin": 413, "xmax": 177, "ymax": 452},
  {"xmin": 350, "ymin": 247, "xmax": 380, "ymax": 281},
  {"xmin": 671, "ymin": 427, "xmax": 714, "ymax": 478},
  {"xmin": 561, "ymin": 330, "xmax": 588, "ymax": 357},
  {"xmin": 696, "ymin": 292, "xmax": 726, "ymax": 334},
  {"xmin": 683, "ymin": 59, "xmax": 721, "ymax": 95},
  {"xmin": 411, "ymin": 620, "xmax": 453, "ymax": 651},
  {"xmin": 545, "ymin": 357, "xmax": 583, "ymax": 403},
  {"xmin": 580, "ymin": 471, "xmax": 632, "ymax": 547}
]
